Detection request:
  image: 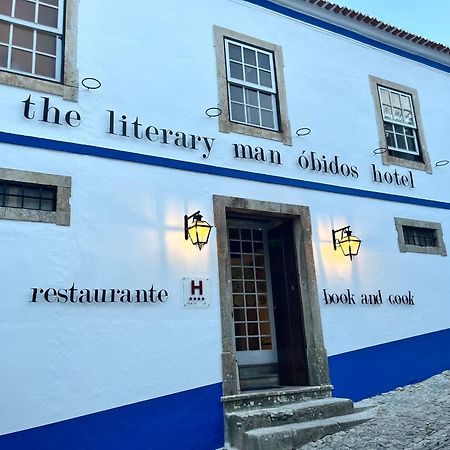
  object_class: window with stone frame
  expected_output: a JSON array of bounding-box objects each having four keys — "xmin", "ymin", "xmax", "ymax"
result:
[
  {"xmin": 369, "ymin": 76, "xmax": 432, "ymax": 173},
  {"xmin": 0, "ymin": 0, "xmax": 78, "ymax": 100}
]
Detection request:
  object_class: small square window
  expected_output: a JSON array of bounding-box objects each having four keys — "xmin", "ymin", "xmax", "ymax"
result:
[{"xmin": 395, "ymin": 217, "xmax": 446, "ymax": 256}]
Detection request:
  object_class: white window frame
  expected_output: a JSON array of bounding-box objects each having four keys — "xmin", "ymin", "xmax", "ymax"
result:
[
  {"xmin": 369, "ymin": 75, "xmax": 432, "ymax": 173},
  {"xmin": 0, "ymin": 0, "xmax": 79, "ymax": 101},
  {"xmin": 214, "ymin": 26, "xmax": 292, "ymax": 145},
  {"xmin": 224, "ymin": 39, "xmax": 279, "ymax": 131}
]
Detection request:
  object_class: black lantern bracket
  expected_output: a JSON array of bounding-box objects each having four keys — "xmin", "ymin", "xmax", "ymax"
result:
[
  {"xmin": 332, "ymin": 225, "xmax": 361, "ymax": 261},
  {"xmin": 184, "ymin": 211, "xmax": 202, "ymax": 240}
]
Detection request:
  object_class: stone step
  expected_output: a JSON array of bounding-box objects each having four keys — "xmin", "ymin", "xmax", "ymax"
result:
[
  {"xmin": 243, "ymin": 409, "xmax": 376, "ymax": 450},
  {"xmin": 226, "ymin": 397, "xmax": 353, "ymax": 449},
  {"xmin": 222, "ymin": 385, "xmax": 333, "ymax": 412}
]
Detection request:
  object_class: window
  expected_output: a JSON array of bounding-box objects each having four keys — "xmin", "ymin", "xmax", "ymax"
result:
[
  {"xmin": 0, "ymin": 167, "xmax": 71, "ymax": 225},
  {"xmin": 0, "ymin": 0, "xmax": 78, "ymax": 100},
  {"xmin": 394, "ymin": 217, "xmax": 446, "ymax": 256},
  {"xmin": 214, "ymin": 26, "xmax": 291, "ymax": 145},
  {"xmin": 369, "ymin": 76, "xmax": 432, "ymax": 173}
]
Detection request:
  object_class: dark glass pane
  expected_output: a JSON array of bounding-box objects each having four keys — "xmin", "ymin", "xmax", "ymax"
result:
[
  {"xmin": 258, "ymin": 295, "xmax": 268, "ymax": 306},
  {"xmin": 13, "ymin": 25, "xmax": 33, "ymax": 49},
  {"xmin": 247, "ymin": 106, "xmax": 259, "ymax": 125},
  {"xmin": 385, "ymin": 131, "xmax": 395, "ymax": 147},
  {"xmin": 15, "ymin": 0, "xmax": 36, "ymax": 23},
  {"xmin": 231, "ymin": 267, "xmax": 243, "ymax": 280},
  {"xmin": 42, "ymin": 0, "xmax": 58, "ymax": 6},
  {"xmin": 242, "ymin": 254, "xmax": 253, "ymax": 266},
  {"xmin": 248, "ymin": 337, "xmax": 259, "ymax": 350},
  {"xmin": 40, "ymin": 199, "xmax": 54, "ymax": 210},
  {"xmin": 23, "ymin": 185, "xmax": 39, "ymax": 196},
  {"xmin": 235, "ymin": 322, "xmax": 246, "ymax": 336},
  {"xmin": 260, "ymin": 322, "xmax": 271, "ymax": 335},
  {"xmin": 229, "ymin": 85, "xmax": 243, "ymax": 103},
  {"xmin": 243, "ymin": 268, "xmax": 254, "ymax": 279},
  {"xmin": 242, "ymin": 241, "xmax": 252, "ymax": 253},
  {"xmin": 36, "ymin": 31, "xmax": 56, "ymax": 55},
  {"xmin": 230, "ymin": 102, "xmax": 245, "ymax": 122},
  {"xmin": 259, "ymin": 70, "xmax": 272, "ymax": 88},
  {"xmin": 0, "ymin": 21, "xmax": 10, "ymax": 43},
  {"xmin": 38, "ymin": 4, "xmax": 58, "ymax": 27},
  {"xmin": 241, "ymin": 229, "xmax": 251, "ymax": 240},
  {"xmin": 246, "ymin": 308, "xmax": 257, "ymax": 321},
  {"xmin": 230, "ymin": 61, "xmax": 243, "ymax": 80},
  {"xmin": 11, "ymin": 47, "xmax": 32, "ymax": 72},
  {"xmin": 35, "ymin": 53, "xmax": 56, "ymax": 78},
  {"xmin": 259, "ymin": 92, "xmax": 272, "ymax": 110},
  {"xmin": 234, "ymin": 308, "xmax": 245, "ymax": 321},
  {"xmin": 0, "ymin": 45, "xmax": 7, "ymax": 67},
  {"xmin": 245, "ymin": 88, "xmax": 258, "ymax": 106},
  {"xmin": 245, "ymin": 295, "xmax": 256, "ymax": 306},
  {"xmin": 406, "ymin": 137, "xmax": 417, "ymax": 153},
  {"xmin": 243, "ymin": 48, "xmax": 256, "ymax": 65},
  {"xmin": 254, "ymin": 241, "xmax": 263, "ymax": 254},
  {"xmin": 254, "ymin": 255, "xmax": 264, "ymax": 266},
  {"xmin": 228, "ymin": 228, "xmax": 239, "ymax": 239},
  {"xmin": 252, "ymin": 229, "xmax": 262, "ymax": 241},
  {"xmin": 261, "ymin": 336, "xmax": 272, "ymax": 350},
  {"xmin": 244, "ymin": 281, "xmax": 255, "ymax": 293},
  {"xmin": 0, "ymin": 0, "xmax": 13, "ymax": 16},
  {"xmin": 233, "ymin": 295, "xmax": 244, "ymax": 307},
  {"xmin": 41, "ymin": 187, "xmax": 55, "ymax": 199},
  {"xmin": 23, "ymin": 196, "xmax": 40, "ymax": 209},
  {"xmin": 255, "ymin": 268, "xmax": 265, "ymax": 280},
  {"xmin": 247, "ymin": 323, "xmax": 259, "ymax": 336},
  {"xmin": 235, "ymin": 338, "xmax": 247, "ymax": 351},
  {"xmin": 257, "ymin": 52, "xmax": 270, "ymax": 69},
  {"xmin": 244, "ymin": 65, "xmax": 257, "ymax": 84},
  {"xmin": 230, "ymin": 241, "xmax": 240, "ymax": 252},
  {"xmin": 396, "ymin": 134, "xmax": 407, "ymax": 150},
  {"xmin": 259, "ymin": 307, "xmax": 269, "ymax": 320},
  {"xmin": 5, "ymin": 194, "xmax": 22, "ymax": 207},
  {"xmin": 257, "ymin": 281, "xmax": 267, "ymax": 293},
  {"xmin": 228, "ymin": 43, "xmax": 241, "ymax": 61},
  {"xmin": 232, "ymin": 281, "xmax": 243, "ymax": 293},
  {"xmin": 261, "ymin": 110, "xmax": 274, "ymax": 129},
  {"xmin": 230, "ymin": 254, "xmax": 241, "ymax": 265}
]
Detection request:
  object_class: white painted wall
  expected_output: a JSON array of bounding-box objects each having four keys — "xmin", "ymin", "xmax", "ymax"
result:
[{"xmin": 0, "ymin": 0, "xmax": 449, "ymax": 435}]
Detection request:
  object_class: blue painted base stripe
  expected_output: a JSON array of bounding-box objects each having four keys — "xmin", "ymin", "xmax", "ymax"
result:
[
  {"xmin": 329, "ymin": 327, "xmax": 450, "ymax": 401},
  {"xmin": 243, "ymin": 0, "xmax": 450, "ymax": 73},
  {"xmin": 2, "ymin": 131, "xmax": 450, "ymax": 211},
  {"xmin": 0, "ymin": 383, "xmax": 224, "ymax": 450}
]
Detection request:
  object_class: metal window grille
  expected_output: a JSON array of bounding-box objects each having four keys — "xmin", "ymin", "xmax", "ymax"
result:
[
  {"xmin": 0, "ymin": 180, "xmax": 57, "ymax": 211},
  {"xmin": 225, "ymin": 38, "xmax": 279, "ymax": 131},
  {"xmin": 0, "ymin": 0, "xmax": 64, "ymax": 81},
  {"xmin": 403, "ymin": 226, "xmax": 437, "ymax": 248}
]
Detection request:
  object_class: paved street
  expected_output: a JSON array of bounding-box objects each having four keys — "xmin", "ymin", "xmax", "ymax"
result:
[{"xmin": 300, "ymin": 371, "xmax": 450, "ymax": 450}]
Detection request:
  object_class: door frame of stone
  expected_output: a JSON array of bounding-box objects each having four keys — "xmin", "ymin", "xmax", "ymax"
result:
[{"xmin": 213, "ymin": 195, "xmax": 330, "ymax": 396}]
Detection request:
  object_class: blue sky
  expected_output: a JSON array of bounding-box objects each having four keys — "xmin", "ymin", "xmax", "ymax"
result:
[{"xmin": 333, "ymin": 0, "xmax": 450, "ymax": 47}]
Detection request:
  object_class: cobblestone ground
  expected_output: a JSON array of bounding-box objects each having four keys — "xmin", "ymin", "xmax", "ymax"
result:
[{"xmin": 300, "ymin": 371, "xmax": 450, "ymax": 450}]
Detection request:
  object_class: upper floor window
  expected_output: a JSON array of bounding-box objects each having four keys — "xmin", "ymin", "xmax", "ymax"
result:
[
  {"xmin": 0, "ymin": 0, "xmax": 78, "ymax": 100},
  {"xmin": 225, "ymin": 39, "xmax": 278, "ymax": 131},
  {"xmin": 0, "ymin": 0, "xmax": 63, "ymax": 81},
  {"xmin": 214, "ymin": 26, "xmax": 292, "ymax": 145},
  {"xmin": 369, "ymin": 76, "xmax": 432, "ymax": 173}
]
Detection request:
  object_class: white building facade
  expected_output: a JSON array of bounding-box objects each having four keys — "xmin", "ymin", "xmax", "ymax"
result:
[{"xmin": 0, "ymin": 0, "xmax": 449, "ymax": 449}]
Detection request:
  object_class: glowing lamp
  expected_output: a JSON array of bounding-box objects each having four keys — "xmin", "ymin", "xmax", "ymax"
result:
[
  {"xmin": 332, "ymin": 226, "xmax": 361, "ymax": 261},
  {"xmin": 184, "ymin": 211, "xmax": 212, "ymax": 250}
]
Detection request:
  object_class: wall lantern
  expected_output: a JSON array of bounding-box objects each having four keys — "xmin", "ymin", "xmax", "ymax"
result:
[
  {"xmin": 332, "ymin": 226, "xmax": 361, "ymax": 261},
  {"xmin": 184, "ymin": 211, "xmax": 213, "ymax": 250}
]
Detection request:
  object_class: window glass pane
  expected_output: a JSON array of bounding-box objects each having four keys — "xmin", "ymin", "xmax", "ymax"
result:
[
  {"xmin": 403, "ymin": 110, "xmax": 413, "ymax": 125},
  {"xmin": 229, "ymin": 61, "xmax": 243, "ymax": 80},
  {"xmin": 13, "ymin": 25, "xmax": 33, "ymax": 49},
  {"xmin": 245, "ymin": 88, "xmax": 258, "ymax": 106},
  {"xmin": 247, "ymin": 106, "xmax": 260, "ymax": 125},
  {"xmin": 243, "ymin": 47, "xmax": 256, "ymax": 65},
  {"xmin": 230, "ymin": 102, "xmax": 245, "ymax": 122},
  {"xmin": 229, "ymin": 85, "xmax": 244, "ymax": 103},
  {"xmin": 35, "ymin": 53, "xmax": 55, "ymax": 78},
  {"xmin": 247, "ymin": 323, "xmax": 259, "ymax": 336},
  {"xmin": 234, "ymin": 308, "xmax": 245, "ymax": 321},
  {"xmin": 246, "ymin": 308, "xmax": 257, "ymax": 321},
  {"xmin": 385, "ymin": 131, "xmax": 395, "ymax": 148},
  {"xmin": 0, "ymin": 21, "xmax": 10, "ymax": 43},
  {"xmin": 15, "ymin": 0, "xmax": 36, "ymax": 23},
  {"xmin": 244, "ymin": 65, "xmax": 257, "ymax": 84},
  {"xmin": 393, "ymin": 107, "xmax": 403, "ymax": 122},
  {"xmin": 248, "ymin": 337, "xmax": 259, "ymax": 350},
  {"xmin": 391, "ymin": 92, "xmax": 401, "ymax": 108},
  {"xmin": 23, "ymin": 196, "xmax": 40, "ymax": 209},
  {"xmin": 11, "ymin": 47, "xmax": 32, "ymax": 72},
  {"xmin": 259, "ymin": 307, "xmax": 268, "ymax": 320},
  {"xmin": 261, "ymin": 110, "xmax": 275, "ymax": 129},
  {"xmin": 380, "ymin": 88, "xmax": 390, "ymax": 105},
  {"xmin": 257, "ymin": 52, "xmax": 270, "ymax": 70},
  {"xmin": 382, "ymin": 105, "xmax": 393, "ymax": 120},
  {"xmin": 0, "ymin": 0, "xmax": 13, "ymax": 16},
  {"xmin": 259, "ymin": 70, "xmax": 272, "ymax": 88},
  {"xmin": 36, "ymin": 31, "xmax": 56, "ymax": 55},
  {"xmin": 0, "ymin": 45, "xmax": 7, "ymax": 67},
  {"xmin": 23, "ymin": 185, "xmax": 39, "ymax": 196},
  {"xmin": 406, "ymin": 136, "xmax": 417, "ymax": 153},
  {"xmin": 260, "ymin": 322, "xmax": 271, "ymax": 335},
  {"xmin": 5, "ymin": 195, "xmax": 22, "ymax": 207},
  {"xmin": 235, "ymin": 323, "xmax": 246, "ymax": 336},
  {"xmin": 228, "ymin": 43, "xmax": 241, "ymax": 62},
  {"xmin": 235, "ymin": 338, "xmax": 247, "ymax": 351},
  {"xmin": 246, "ymin": 295, "xmax": 256, "ymax": 306},
  {"xmin": 396, "ymin": 134, "xmax": 406, "ymax": 150},
  {"xmin": 38, "ymin": 4, "xmax": 58, "ymax": 27},
  {"xmin": 259, "ymin": 92, "xmax": 272, "ymax": 110},
  {"xmin": 401, "ymin": 95, "xmax": 412, "ymax": 110}
]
